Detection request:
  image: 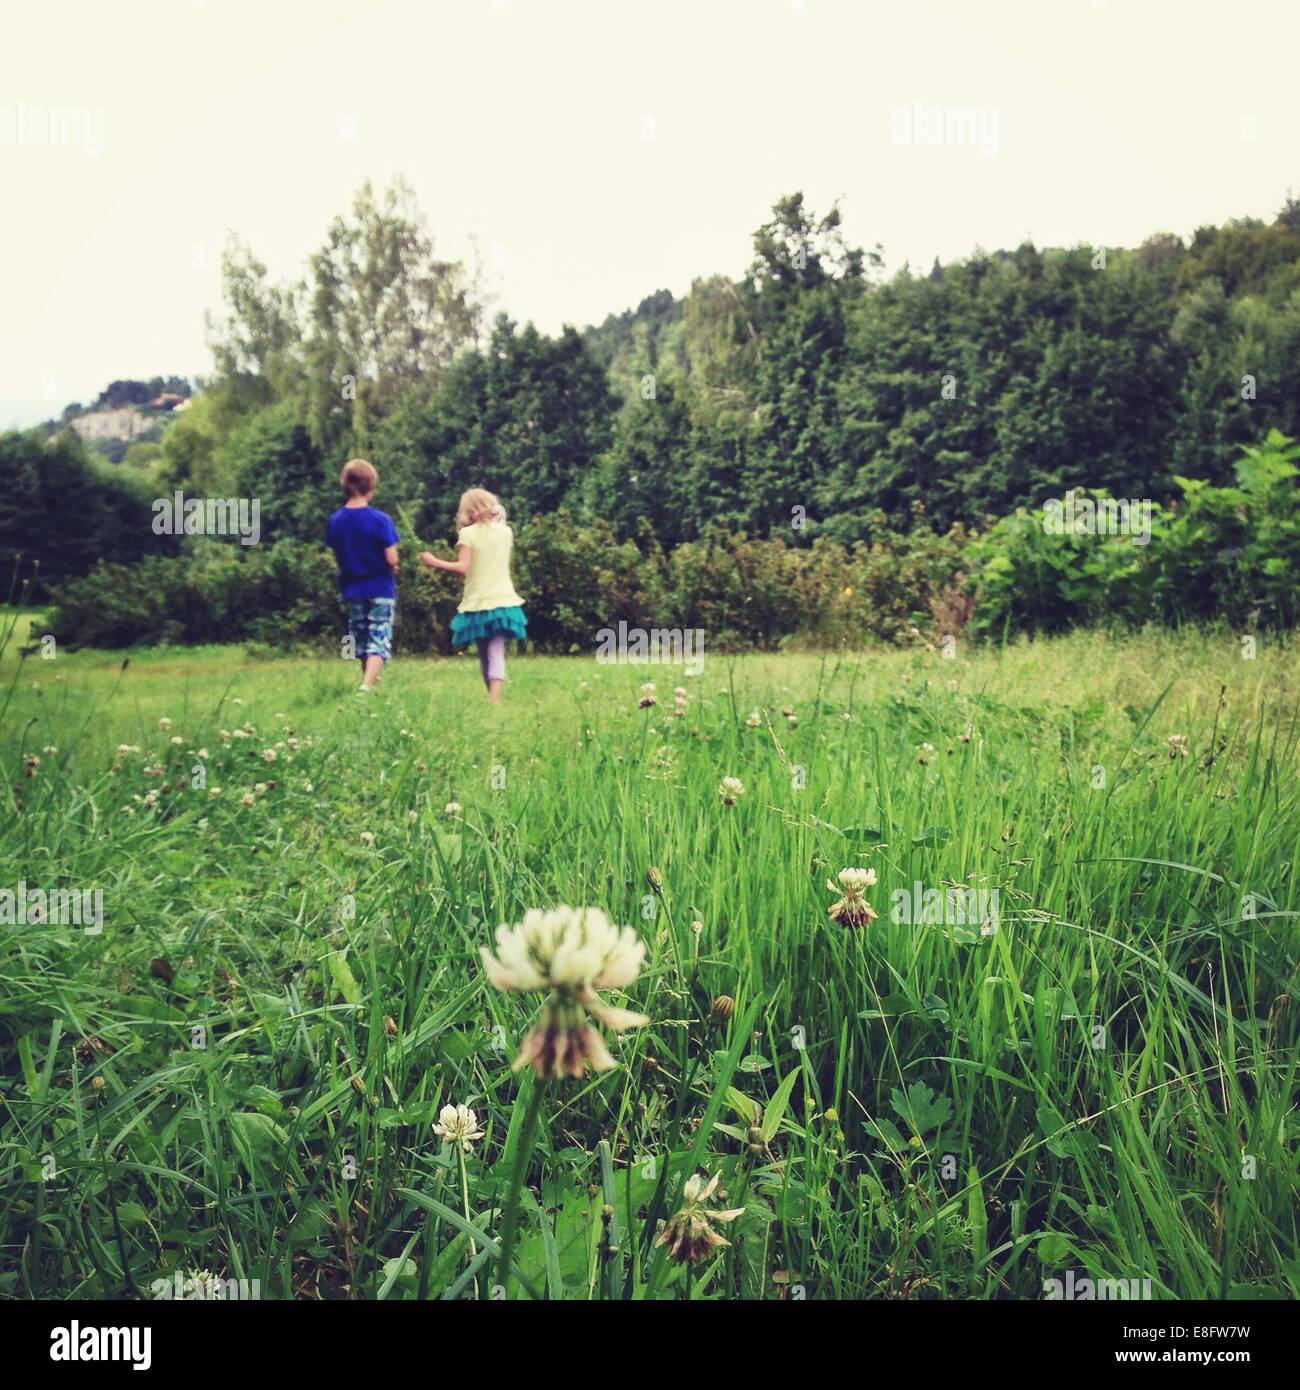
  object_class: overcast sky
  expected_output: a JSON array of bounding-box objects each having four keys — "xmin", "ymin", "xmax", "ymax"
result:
[{"xmin": 2, "ymin": 0, "xmax": 1297, "ymax": 427}]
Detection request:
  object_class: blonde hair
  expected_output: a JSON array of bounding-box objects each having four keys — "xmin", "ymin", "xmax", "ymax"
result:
[
  {"xmin": 456, "ymin": 487, "xmax": 506, "ymax": 529},
  {"xmin": 340, "ymin": 458, "xmax": 378, "ymax": 498}
]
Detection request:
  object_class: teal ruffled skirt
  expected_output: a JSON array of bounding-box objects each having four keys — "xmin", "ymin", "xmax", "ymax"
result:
[{"xmin": 450, "ymin": 605, "xmax": 528, "ymax": 647}]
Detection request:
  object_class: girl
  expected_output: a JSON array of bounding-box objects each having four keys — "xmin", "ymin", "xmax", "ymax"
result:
[{"xmin": 420, "ymin": 488, "xmax": 526, "ymax": 704}]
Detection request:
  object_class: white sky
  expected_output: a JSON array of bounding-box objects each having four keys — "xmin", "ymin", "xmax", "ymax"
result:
[{"xmin": 2, "ymin": 0, "xmax": 1297, "ymax": 427}]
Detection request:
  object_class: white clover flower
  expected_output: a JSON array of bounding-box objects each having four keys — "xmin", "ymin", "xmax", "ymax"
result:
[
  {"xmin": 170, "ymin": 736, "xmax": 183, "ymax": 746},
  {"xmin": 196, "ymin": 747, "xmax": 210, "ymax": 759},
  {"xmin": 188, "ymin": 1268, "xmax": 223, "ymax": 1300},
  {"xmin": 827, "ymin": 866, "xmax": 878, "ymax": 929},
  {"xmin": 42, "ymin": 744, "xmax": 57, "ymax": 754},
  {"xmin": 444, "ymin": 801, "xmax": 462, "ymax": 818},
  {"xmin": 360, "ymin": 830, "xmax": 375, "ymax": 847},
  {"xmin": 1167, "ymin": 734, "xmax": 1189, "ymax": 759},
  {"xmin": 638, "ymin": 682, "xmax": 657, "ymax": 709},
  {"xmin": 434, "ymin": 1103, "xmax": 486, "ymax": 1153},
  {"xmin": 917, "ymin": 741, "xmax": 936, "ymax": 765},
  {"xmin": 480, "ymin": 906, "xmax": 648, "ymax": 1080},
  {"xmin": 717, "ymin": 776, "xmax": 745, "ymax": 805},
  {"xmin": 262, "ymin": 748, "xmax": 277, "ymax": 762},
  {"xmin": 746, "ymin": 710, "xmax": 762, "ymax": 728},
  {"xmin": 240, "ymin": 791, "xmax": 255, "ymax": 807},
  {"xmin": 158, "ymin": 717, "xmax": 172, "ymax": 731},
  {"xmin": 254, "ymin": 782, "xmax": 267, "ymax": 794},
  {"xmin": 655, "ymin": 1171, "xmax": 745, "ymax": 1265}
]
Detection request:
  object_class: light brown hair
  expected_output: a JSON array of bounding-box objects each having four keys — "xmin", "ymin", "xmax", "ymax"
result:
[{"xmin": 340, "ymin": 458, "xmax": 378, "ymax": 498}]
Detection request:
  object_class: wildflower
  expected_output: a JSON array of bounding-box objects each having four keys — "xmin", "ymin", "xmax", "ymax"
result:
[
  {"xmin": 655, "ymin": 1172, "xmax": 745, "ymax": 1265},
  {"xmin": 959, "ymin": 727, "xmax": 972, "ymax": 744},
  {"xmin": 434, "ymin": 1103, "xmax": 486, "ymax": 1153},
  {"xmin": 360, "ymin": 830, "xmax": 375, "ymax": 847},
  {"xmin": 1167, "ymin": 734, "xmax": 1189, "ymax": 759},
  {"xmin": 240, "ymin": 791, "xmax": 255, "ymax": 807},
  {"xmin": 444, "ymin": 801, "xmax": 462, "ymax": 818},
  {"xmin": 170, "ymin": 735, "xmax": 183, "ymax": 746},
  {"xmin": 717, "ymin": 776, "xmax": 745, "ymax": 805},
  {"xmin": 746, "ymin": 710, "xmax": 762, "ymax": 728},
  {"xmin": 158, "ymin": 717, "xmax": 172, "ymax": 731},
  {"xmin": 827, "ymin": 866, "xmax": 878, "ymax": 929},
  {"xmin": 42, "ymin": 744, "xmax": 57, "ymax": 754},
  {"xmin": 479, "ymin": 906, "xmax": 648, "ymax": 1080},
  {"xmin": 197, "ymin": 818, "xmax": 209, "ymax": 830},
  {"xmin": 209, "ymin": 786, "xmax": 221, "ymax": 798},
  {"xmin": 254, "ymin": 782, "xmax": 268, "ymax": 794},
  {"xmin": 407, "ymin": 809, "xmax": 418, "ymax": 824},
  {"xmin": 262, "ymin": 748, "xmax": 277, "ymax": 762},
  {"xmin": 187, "ymin": 1269, "xmax": 223, "ymax": 1300},
  {"xmin": 674, "ymin": 687, "xmax": 687, "ymax": 718},
  {"xmin": 710, "ymin": 994, "xmax": 736, "ymax": 1025},
  {"xmin": 917, "ymin": 741, "xmax": 936, "ymax": 765},
  {"xmin": 23, "ymin": 754, "xmax": 39, "ymax": 777},
  {"xmin": 638, "ymin": 682, "xmax": 657, "ymax": 709}
]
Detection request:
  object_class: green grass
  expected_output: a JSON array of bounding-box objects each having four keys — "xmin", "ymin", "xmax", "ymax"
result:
[{"xmin": 1, "ymin": 625, "xmax": 1298, "ymax": 1299}]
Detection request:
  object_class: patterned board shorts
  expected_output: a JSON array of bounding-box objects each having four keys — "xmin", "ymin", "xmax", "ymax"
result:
[{"xmin": 345, "ymin": 597, "xmax": 396, "ymax": 662}]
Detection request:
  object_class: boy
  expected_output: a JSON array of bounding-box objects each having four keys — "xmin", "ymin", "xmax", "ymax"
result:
[{"xmin": 326, "ymin": 459, "xmax": 399, "ymax": 693}]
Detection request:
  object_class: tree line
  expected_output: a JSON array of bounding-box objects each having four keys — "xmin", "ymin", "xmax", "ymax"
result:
[{"xmin": 4, "ymin": 179, "xmax": 1299, "ymax": 639}]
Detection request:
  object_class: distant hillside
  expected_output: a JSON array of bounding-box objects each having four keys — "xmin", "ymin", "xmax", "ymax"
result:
[{"xmin": 44, "ymin": 377, "xmax": 193, "ymax": 463}]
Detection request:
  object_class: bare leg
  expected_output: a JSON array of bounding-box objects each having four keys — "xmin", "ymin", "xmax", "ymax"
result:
[
  {"xmin": 361, "ymin": 655, "xmax": 384, "ymax": 689},
  {"xmin": 479, "ymin": 635, "xmax": 507, "ymax": 703}
]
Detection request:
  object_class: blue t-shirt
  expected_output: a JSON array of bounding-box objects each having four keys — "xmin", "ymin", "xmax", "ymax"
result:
[{"xmin": 326, "ymin": 505, "xmax": 399, "ymax": 600}]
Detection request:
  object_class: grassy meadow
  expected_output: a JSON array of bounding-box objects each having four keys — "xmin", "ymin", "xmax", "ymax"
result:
[{"xmin": 1, "ymin": 619, "xmax": 1298, "ymax": 1300}]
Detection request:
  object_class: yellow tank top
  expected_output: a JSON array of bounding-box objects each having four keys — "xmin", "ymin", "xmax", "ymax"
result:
[{"xmin": 457, "ymin": 521, "xmax": 523, "ymax": 612}]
